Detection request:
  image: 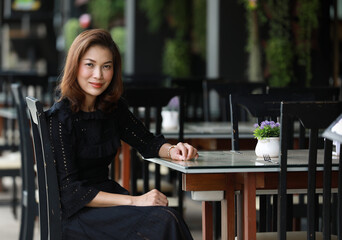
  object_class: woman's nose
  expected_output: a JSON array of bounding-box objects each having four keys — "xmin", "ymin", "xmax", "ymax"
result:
[{"xmin": 93, "ymin": 67, "xmax": 103, "ymax": 78}]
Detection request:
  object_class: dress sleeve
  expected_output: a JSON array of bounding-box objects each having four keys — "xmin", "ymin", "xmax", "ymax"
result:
[
  {"xmin": 118, "ymin": 100, "xmax": 167, "ymax": 158},
  {"xmin": 47, "ymin": 110, "xmax": 99, "ymax": 219}
]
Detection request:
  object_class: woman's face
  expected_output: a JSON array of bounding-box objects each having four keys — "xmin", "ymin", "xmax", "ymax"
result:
[{"xmin": 77, "ymin": 45, "xmax": 114, "ymax": 109}]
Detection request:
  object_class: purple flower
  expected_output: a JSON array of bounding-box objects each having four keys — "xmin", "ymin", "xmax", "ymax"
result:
[
  {"xmin": 166, "ymin": 96, "xmax": 179, "ymax": 110},
  {"xmin": 253, "ymin": 120, "xmax": 280, "ymax": 139},
  {"xmin": 253, "ymin": 123, "xmax": 259, "ymax": 128}
]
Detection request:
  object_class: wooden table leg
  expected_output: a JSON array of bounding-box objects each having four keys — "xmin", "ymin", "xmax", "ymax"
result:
[
  {"xmin": 243, "ymin": 173, "xmax": 256, "ymax": 240},
  {"xmin": 221, "ymin": 176, "xmax": 235, "ymax": 240},
  {"xmin": 236, "ymin": 192, "xmax": 243, "ymax": 240},
  {"xmin": 202, "ymin": 201, "xmax": 213, "ymax": 240},
  {"xmin": 121, "ymin": 142, "xmax": 131, "ymax": 191}
]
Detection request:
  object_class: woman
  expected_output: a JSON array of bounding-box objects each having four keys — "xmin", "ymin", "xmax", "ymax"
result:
[{"xmin": 46, "ymin": 29, "xmax": 198, "ymax": 239}]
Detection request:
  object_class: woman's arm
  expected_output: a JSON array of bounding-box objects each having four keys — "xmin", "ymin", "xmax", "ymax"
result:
[
  {"xmin": 118, "ymin": 100, "xmax": 198, "ymax": 160},
  {"xmin": 86, "ymin": 189, "xmax": 168, "ymax": 207}
]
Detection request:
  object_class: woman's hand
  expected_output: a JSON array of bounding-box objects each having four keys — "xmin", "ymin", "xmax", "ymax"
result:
[
  {"xmin": 168, "ymin": 142, "xmax": 198, "ymax": 161},
  {"xmin": 132, "ymin": 189, "xmax": 168, "ymax": 206}
]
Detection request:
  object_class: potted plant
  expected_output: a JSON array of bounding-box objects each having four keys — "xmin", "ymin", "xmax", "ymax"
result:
[{"xmin": 253, "ymin": 120, "xmax": 280, "ymax": 158}]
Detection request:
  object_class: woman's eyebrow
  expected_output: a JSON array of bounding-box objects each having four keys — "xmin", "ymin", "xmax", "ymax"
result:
[{"xmin": 83, "ymin": 58, "xmax": 113, "ymax": 64}]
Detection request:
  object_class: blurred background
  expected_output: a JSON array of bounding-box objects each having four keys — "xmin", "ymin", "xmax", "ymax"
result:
[{"xmin": 0, "ymin": 0, "xmax": 340, "ymax": 88}]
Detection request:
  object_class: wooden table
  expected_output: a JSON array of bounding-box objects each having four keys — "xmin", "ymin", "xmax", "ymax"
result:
[
  {"xmin": 120, "ymin": 121, "xmax": 255, "ymax": 190},
  {"xmin": 144, "ymin": 150, "xmax": 339, "ymax": 240}
]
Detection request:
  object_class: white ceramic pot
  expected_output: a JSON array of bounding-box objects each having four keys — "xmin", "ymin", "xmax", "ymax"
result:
[
  {"xmin": 161, "ymin": 110, "xmax": 179, "ymax": 130},
  {"xmin": 255, "ymin": 137, "xmax": 280, "ymax": 158}
]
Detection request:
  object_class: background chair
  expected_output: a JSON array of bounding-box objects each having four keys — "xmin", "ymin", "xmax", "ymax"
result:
[
  {"xmin": 276, "ymin": 101, "xmax": 342, "ymax": 240},
  {"xmin": 171, "ymin": 77, "xmax": 205, "ymax": 122},
  {"xmin": 0, "ymin": 149, "xmax": 20, "ymax": 218},
  {"xmin": 26, "ymin": 96, "xmax": 62, "ymax": 240},
  {"xmin": 0, "ymin": 74, "xmax": 53, "ymax": 218},
  {"xmin": 267, "ymin": 86, "xmax": 341, "ymax": 101},
  {"xmin": 203, "ymin": 79, "xmax": 266, "ymax": 121},
  {"xmin": 0, "ymin": 76, "xmax": 22, "ymax": 218},
  {"xmin": 122, "ymin": 74, "xmax": 170, "ymax": 88},
  {"xmin": 11, "ymin": 83, "xmax": 37, "ymax": 240},
  {"xmin": 229, "ymin": 93, "xmax": 316, "ymax": 234},
  {"xmin": 229, "ymin": 92, "xmax": 314, "ymax": 151},
  {"xmin": 122, "ymin": 86, "xmax": 185, "ymax": 215}
]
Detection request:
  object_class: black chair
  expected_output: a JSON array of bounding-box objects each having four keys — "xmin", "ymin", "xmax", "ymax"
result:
[
  {"xmin": 229, "ymin": 93, "xmax": 314, "ymax": 151},
  {"xmin": 0, "ymin": 148, "xmax": 20, "ymax": 218},
  {"xmin": 11, "ymin": 83, "xmax": 37, "ymax": 240},
  {"xmin": 123, "ymin": 86, "xmax": 185, "ymax": 215},
  {"xmin": 203, "ymin": 79, "xmax": 266, "ymax": 121},
  {"xmin": 0, "ymin": 77, "xmax": 21, "ymax": 218},
  {"xmin": 26, "ymin": 96, "xmax": 62, "ymax": 240},
  {"xmin": 277, "ymin": 101, "xmax": 342, "ymax": 240},
  {"xmin": 0, "ymin": 74, "xmax": 53, "ymax": 219},
  {"xmin": 229, "ymin": 93, "xmax": 316, "ymax": 233},
  {"xmin": 171, "ymin": 77, "xmax": 205, "ymax": 122},
  {"xmin": 0, "ymin": 74, "xmax": 51, "ymax": 151},
  {"xmin": 267, "ymin": 86, "xmax": 340, "ymax": 101},
  {"xmin": 123, "ymin": 74, "xmax": 170, "ymax": 88}
]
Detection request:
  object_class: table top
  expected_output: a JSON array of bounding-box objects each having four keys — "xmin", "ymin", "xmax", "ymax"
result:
[{"xmin": 144, "ymin": 150, "xmax": 340, "ymax": 174}]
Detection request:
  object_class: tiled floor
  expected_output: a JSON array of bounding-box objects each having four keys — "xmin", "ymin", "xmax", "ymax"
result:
[{"xmin": 0, "ymin": 177, "xmax": 203, "ymax": 240}]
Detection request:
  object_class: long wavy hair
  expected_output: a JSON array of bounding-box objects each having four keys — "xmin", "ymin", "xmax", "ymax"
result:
[{"xmin": 59, "ymin": 29, "xmax": 123, "ymax": 113}]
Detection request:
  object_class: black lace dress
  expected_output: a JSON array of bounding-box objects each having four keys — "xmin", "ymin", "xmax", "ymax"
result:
[{"xmin": 46, "ymin": 98, "xmax": 193, "ymax": 240}]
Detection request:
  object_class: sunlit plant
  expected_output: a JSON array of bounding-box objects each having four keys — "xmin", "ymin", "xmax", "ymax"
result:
[{"xmin": 253, "ymin": 120, "xmax": 280, "ymax": 140}]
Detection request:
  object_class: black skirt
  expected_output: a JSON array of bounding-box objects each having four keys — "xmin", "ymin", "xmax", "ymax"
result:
[{"xmin": 62, "ymin": 205, "xmax": 193, "ymax": 240}]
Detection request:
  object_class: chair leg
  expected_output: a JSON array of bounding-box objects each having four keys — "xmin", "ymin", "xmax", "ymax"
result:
[
  {"xmin": 286, "ymin": 194, "xmax": 293, "ymax": 231},
  {"xmin": 272, "ymin": 195, "xmax": 277, "ymax": 231},
  {"xmin": 12, "ymin": 176, "xmax": 18, "ymax": 219},
  {"xmin": 177, "ymin": 172, "xmax": 183, "ymax": 216},
  {"xmin": 213, "ymin": 202, "xmax": 221, "ymax": 239},
  {"xmin": 259, "ymin": 195, "xmax": 267, "ymax": 232},
  {"xmin": 19, "ymin": 204, "xmax": 26, "ymax": 240},
  {"xmin": 266, "ymin": 195, "xmax": 273, "ymax": 232}
]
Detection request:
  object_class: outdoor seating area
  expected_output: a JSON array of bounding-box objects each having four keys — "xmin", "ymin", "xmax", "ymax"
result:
[{"xmin": 0, "ymin": 1, "xmax": 342, "ymax": 240}]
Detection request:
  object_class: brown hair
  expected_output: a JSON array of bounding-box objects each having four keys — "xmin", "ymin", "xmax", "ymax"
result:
[{"xmin": 59, "ymin": 29, "xmax": 123, "ymax": 112}]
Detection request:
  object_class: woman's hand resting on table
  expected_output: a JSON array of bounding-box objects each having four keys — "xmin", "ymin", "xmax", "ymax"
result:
[
  {"xmin": 159, "ymin": 142, "xmax": 198, "ymax": 161},
  {"xmin": 132, "ymin": 189, "xmax": 168, "ymax": 206}
]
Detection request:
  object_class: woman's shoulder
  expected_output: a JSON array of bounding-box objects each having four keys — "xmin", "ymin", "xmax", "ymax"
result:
[
  {"xmin": 46, "ymin": 98, "xmax": 70, "ymax": 114},
  {"xmin": 45, "ymin": 98, "xmax": 73, "ymax": 124},
  {"xmin": 117, "ymin": 97, "xmax": 129, "ymax": 110}
]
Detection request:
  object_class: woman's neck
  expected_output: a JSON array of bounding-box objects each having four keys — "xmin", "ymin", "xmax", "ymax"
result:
[
  {"xmin": 82, "ymin": 98, "xmax": 96, "ymax": 112},
  {"xmin": 81, "ymin": 105, "xmax": 95, "ymax": 112}
]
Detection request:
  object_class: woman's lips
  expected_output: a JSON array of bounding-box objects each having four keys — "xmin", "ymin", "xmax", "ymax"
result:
[{"xmin": 90, "ymin": 82, "xmax": 103, "ymax": 88}]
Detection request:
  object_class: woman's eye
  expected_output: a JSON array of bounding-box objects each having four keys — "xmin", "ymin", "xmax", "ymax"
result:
[
  {"xmin": 103, "ymin": 65, "xmax": 111, "ymax": 69},
  {"xmin": 85, "ymin": 63, "xmax": 94, "ymax": 67}
]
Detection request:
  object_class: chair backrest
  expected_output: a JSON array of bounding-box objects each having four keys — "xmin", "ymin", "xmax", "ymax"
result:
[
  {"xmin": 10, "ymin": 83, "xmax": 37, "ymax": 240},
  {"xmin": 203, "ymin": 79, "xmax": 267, "ymax": 121},
  {"xmin": 0, "ymin": 74, "xmax": 51, "ymax": 151},
  {"xmin": 123, "ymin": 74, "xmax": 170, "ymax": 88},
  {"xmin": 26, "ymin": 96, "xmax": 62, "ymax": 240},
  {"xmin": 229, "ymin": 93, "xmax": 314, "ymax": 151},
  {"xmin": 267, "ymin": 86, "xmax": 341, "ymax": 101},
  {"xmin": 278, "ymin": 101, "xmax": 342, "ymax": 240},
  {"xmin": 171, "ymin": 77, "xmax": 204, "ymax": 122},
  {"xmin": 123, "ymin": 87, "xmax": 185, "ymax": 142}
]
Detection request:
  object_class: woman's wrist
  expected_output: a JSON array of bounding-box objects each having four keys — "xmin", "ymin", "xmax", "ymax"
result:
[{"xmin": 167, "ymin": 145, "xmax": 177, "ymax": 159}]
